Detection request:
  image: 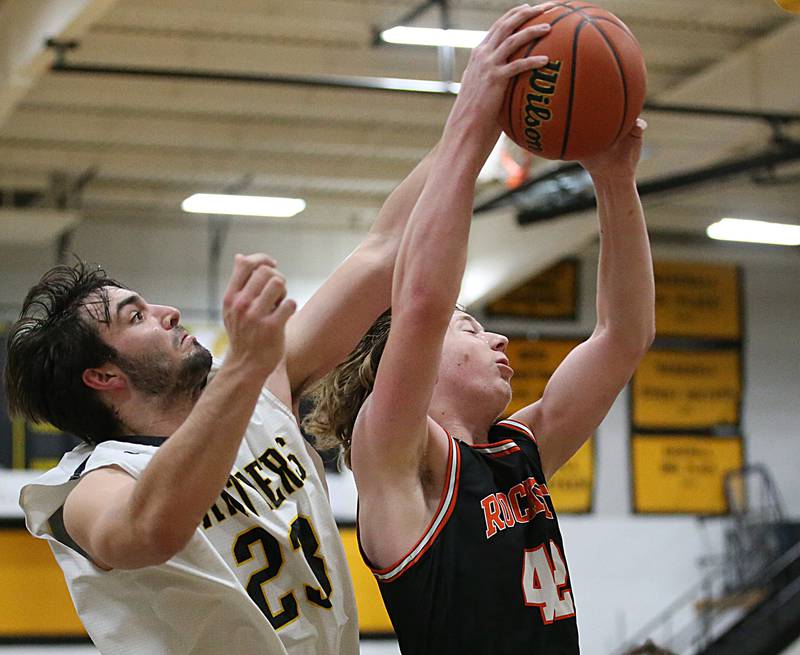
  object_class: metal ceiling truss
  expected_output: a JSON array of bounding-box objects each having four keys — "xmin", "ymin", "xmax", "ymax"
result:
[{"xmin": 44, "ymin": 39, "xmax": 800, "ymax": 225}]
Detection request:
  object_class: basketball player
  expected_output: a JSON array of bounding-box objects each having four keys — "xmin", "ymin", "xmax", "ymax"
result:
[
  {"xmin": 6, "ymin": 9, "xmax": 557, "ymax": 652},
  {"xmin": 303, "ymin": 9, "xmax": 655, "ymax": 655},
  {"xmin": 5, "ymin": 38, "xmax": 467, "ymax": 649}
]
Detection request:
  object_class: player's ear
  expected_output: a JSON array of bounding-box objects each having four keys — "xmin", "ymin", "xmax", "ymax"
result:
[{"xmin": 82, "ymin": 366, "xmax": 127, "ymax": 392}]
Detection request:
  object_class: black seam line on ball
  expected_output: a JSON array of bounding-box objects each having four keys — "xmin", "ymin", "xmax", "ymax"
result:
[
  {"xmin": 587, "ymin": 19, "xmax": 631, "ymax": 145},
  {"xmin": 559, "ymin": 18, "xmax": 589, "ymax": 160}
]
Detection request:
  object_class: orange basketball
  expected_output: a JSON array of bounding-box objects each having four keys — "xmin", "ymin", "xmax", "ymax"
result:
[{"xmin": 500, "ymin": 2, "xmax": 647, "ymax": 161}]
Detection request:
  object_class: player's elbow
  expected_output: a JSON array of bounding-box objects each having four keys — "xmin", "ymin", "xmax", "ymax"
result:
[
  {"xmin": 399, "ymin": 286, "xmax": 454, "ymax": 326},
  {"xmin": 84, "ymin": 518, "xmax": 188, "ymax": 570},
  {"xmin": 105, "ymin": 504, "xmax": 196, "ymax": 568},
  {"xmin": 357, "ymin": 232, "xmax": 398, "ymax": 274},
  {"xmin": 614, "ymin": 309, "xmax": 655, "ymax": 352},
  {"xmin": 596, "ymin": 322, "xmax": 654, "ymax": 363},
  {"xmin": 109, "ymin": 526, "xmax": 189, "ymax": 569}
]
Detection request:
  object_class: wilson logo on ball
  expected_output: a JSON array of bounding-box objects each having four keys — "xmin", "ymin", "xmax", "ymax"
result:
[
  {"xmin": 522, "ymin": 60, "xmax": 563, "ymax": 154},
  {"xmin": 501, "ymin": 1, "xmax": 647, "ymax": 161}
]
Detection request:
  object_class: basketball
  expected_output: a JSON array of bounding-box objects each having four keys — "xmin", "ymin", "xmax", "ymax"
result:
[{"xmin": 500, "ymin": 2, "xmax": 647, "ymax": 161}]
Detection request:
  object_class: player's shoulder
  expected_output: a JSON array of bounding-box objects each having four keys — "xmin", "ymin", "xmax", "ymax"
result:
[{"xmin": 489, "ymin": 418, "xmax": 537, "ymax": 444}]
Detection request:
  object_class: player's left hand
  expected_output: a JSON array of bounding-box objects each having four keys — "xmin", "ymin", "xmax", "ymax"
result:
[{"xmin": 579, "ymin": 117, "xmax": 646, "ymax": 181}]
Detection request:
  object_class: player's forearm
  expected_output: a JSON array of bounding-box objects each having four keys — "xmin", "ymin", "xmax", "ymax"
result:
[
  {"xmin": 366, "ymin": 142, "xmax": 440, "ymax": 245},
  {"xmin": 393, "ymin": 114, "xmax": 495, "ymax": 316},
  {"xmin": 125, "ymin": 361, "xmax": 267, "ymax": 556},
  {"xmin": 284, "ymin": 145, "xmax": 440, "ymax": 397},
  {"xmin": 592, "ymin": 176, "xmax": 655, "ymax": 352}
]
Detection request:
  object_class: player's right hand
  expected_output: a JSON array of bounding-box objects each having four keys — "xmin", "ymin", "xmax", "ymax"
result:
[
  {"xmin": 453, "ymin": 4, "xmax": 553, "ymax": 131},
  {"xmin": 222, "ymin": 253, "xmax": 296, "ymax": 377}
]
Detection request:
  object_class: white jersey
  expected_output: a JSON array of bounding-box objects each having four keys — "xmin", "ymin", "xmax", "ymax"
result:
[{"xmin": 19, "ymin": 382, "xmax": 359, "ymax": 655}]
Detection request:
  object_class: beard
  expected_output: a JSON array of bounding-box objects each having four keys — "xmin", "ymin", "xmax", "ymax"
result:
[{"xmin": 113, "ymin": 341, "xmax": 213, "ymax": 401}]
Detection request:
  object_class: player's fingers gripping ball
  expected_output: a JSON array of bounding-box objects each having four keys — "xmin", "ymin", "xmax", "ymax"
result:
[{"xmin": 500, "ymin": 1, "xmax": 647, "ymax": 161}]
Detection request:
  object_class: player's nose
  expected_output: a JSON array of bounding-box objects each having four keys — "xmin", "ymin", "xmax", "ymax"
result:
[
  {"xmin": 489, "ymin": 332, "xmax": 509, "ymax": 352},
  {"xmin": 153, "ymin": 304, "xmax": 181, "ymax": 329}
]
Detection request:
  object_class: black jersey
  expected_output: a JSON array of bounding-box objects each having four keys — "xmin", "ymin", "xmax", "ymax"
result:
[{"xmin": 361, "ymin": 419, "xmax": 579, "ymax": 655}]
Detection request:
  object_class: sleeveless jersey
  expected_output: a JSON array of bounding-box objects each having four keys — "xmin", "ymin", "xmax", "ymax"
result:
[
  {"xmin": 19, "ymin": 379, "xmax": 358, "ymax": 655},
  {"xmin": 362, "ymin": 419, "xmax": 579, "ymax": 655}
]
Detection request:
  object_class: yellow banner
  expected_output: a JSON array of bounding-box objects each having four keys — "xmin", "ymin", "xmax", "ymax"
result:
[
  {"xmin": 0, "ymin": 524, "xmax": 393, "ymax": 638},
  {"xmin": 340, "ymin": 526, "xmax": 393, "ymax": 634},
  {"xmin": 0, "ymin": 530, "xmax": 85, "ymax": 636},
  {"xmin": 488, "ymin": 259, "xmax": 578, "ymax": 319},
  {"xmin": 548, "ymin": 438, "xmax": 593, "ymax": 513},
  {"xmin": 632, "ymin": 435, "xmax": 744, "ymax": 514},
  {"xmin": 504, "ymin": 338, "xmax": 580, "ymax": 416},
  {"xmin": 632, "ymin": 349, "xmax": 741, "ymax": 429},
  {"xmin": 654, "ymin": 261, "xmax": 740, "ymax": 339}
]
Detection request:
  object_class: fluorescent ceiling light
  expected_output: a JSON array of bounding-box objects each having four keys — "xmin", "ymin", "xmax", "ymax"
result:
[
  {"xmin": 182, "ymin": 193, "xmax": 306, "ymax": 218},
  {"xmin": 706, "ymin": 218, "xmax": 800, "ymax": 246},
  {"xmin": 381, "ymin": 26, "xmax": 487, "ymax": 49}
]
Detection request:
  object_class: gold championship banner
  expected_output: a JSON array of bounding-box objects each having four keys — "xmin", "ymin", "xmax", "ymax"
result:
[
  {"xmin": 340, "ymin": 526, "xmax": 393, "ymax": 634},
  {"xmin": 654, "ymin": 261, "xmax": 740, "ymax": 340},
  {"xmin": 0, "ymin": 524, "xmax": 393, "ymax": 639},
  {"xmin": 504, "ymin": 338, "xmax": 593, "ymax": 513},
  {"xmin": 504, "ymin": 338, "xmax": 580, "ymax": 415},
  {"xmin": 0, "ymin": 529, "xmax": 86, "ymax": 637},
  {"xmin": 548, "ymin": 438, "xmax": 593, "ymax": 513},
  {"xmin": 631, "ymin": 435, "xmax": 744, "ymax": 514},
  {"xmin": 487, "ymin": 260, "xmax": 578, "ymax": 319},
  {"xmin": 632, "ymin": 349, "xmax": 741, "ymax": 430}
]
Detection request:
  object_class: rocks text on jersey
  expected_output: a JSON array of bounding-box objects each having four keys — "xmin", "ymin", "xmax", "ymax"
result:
[{"xmin": 480, "ymin": 477, "xmax": 554, "ymax": 539}]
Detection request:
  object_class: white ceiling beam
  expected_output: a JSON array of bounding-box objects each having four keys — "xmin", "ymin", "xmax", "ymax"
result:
[
  {"xmin": 27, "ymin": 75, "xmax": 454, "ymax": 128},
  {"xmin": 0, "ymin": 208, "xmax": 80, "ymax": 245},
  {"xmin": 0, "ymin": 0, "xmax": 119, "ymax": 127},
  {"xmin": 3, "ymin": 105, "xmax": 438, "ymax": 159},
  {"xmin": 664, "ymin": 20, "xmax": 800, "ymax": 114},
  {"xmin": 0, "ymin": 138, "xmax": 418, "ymax": 185},
  {"xmin": 74, "ymin": 31, "xmax": 453, "ymax": 81}
]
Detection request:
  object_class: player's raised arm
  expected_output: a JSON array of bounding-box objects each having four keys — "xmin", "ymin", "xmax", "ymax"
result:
[
  {"xmin": 511, "ymin": 119, "xmax": 655, "ymax": 480},
  {"xmin": 352, "ymin": 5, "xmax": 555, "ymax": 489},
  {"xmin": 63, "ymin": 256, "xmax": 295, "ymax": 569},
  {"xmin": 279, "ymin": 143, "xmax": 439, "ymax": 407}
]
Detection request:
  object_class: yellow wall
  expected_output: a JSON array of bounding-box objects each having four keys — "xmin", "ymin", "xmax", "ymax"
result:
[{"xmin": 0, "ymin": 524, "xmax": 393, "ymax": 639}]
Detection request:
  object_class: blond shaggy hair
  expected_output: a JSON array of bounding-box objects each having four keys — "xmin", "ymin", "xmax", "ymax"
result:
[{"xmin": 302, "ymin": 310, "xmax": 391, "ymax": 467}]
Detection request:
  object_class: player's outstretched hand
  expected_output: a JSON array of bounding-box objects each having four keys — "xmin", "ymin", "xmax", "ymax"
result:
[
  {"xmin": 579, "ymin": 118, "xmax": 647, "ymax": 181},
  {"xmin": 453, "ymin": 3, "xmax": 553, "ymax": 131},
  {"xmin": 222, "ymin": 253, "xmax": 296, "ymax": 378}
]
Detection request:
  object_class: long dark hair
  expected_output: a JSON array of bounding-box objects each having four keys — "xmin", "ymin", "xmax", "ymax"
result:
[{"xmin": 4, "ymin": 261, "xmax": 126, "ymax": 444}]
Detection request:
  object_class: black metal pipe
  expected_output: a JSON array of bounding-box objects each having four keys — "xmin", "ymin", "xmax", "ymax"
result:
[
  {"xmin": 644, "ymin": 102, "xmax": 800, "ymax": 124},
  {"xmin": 514, "ymin": 142, "xmax": 800, "ymax": 225},
  {"xmin": 45, "ymin": 55, "xmax": 800, "ymax": 126},
  {"xmin": 50, "ymin": 60, "xmax": 458, "ymax": 96}
]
